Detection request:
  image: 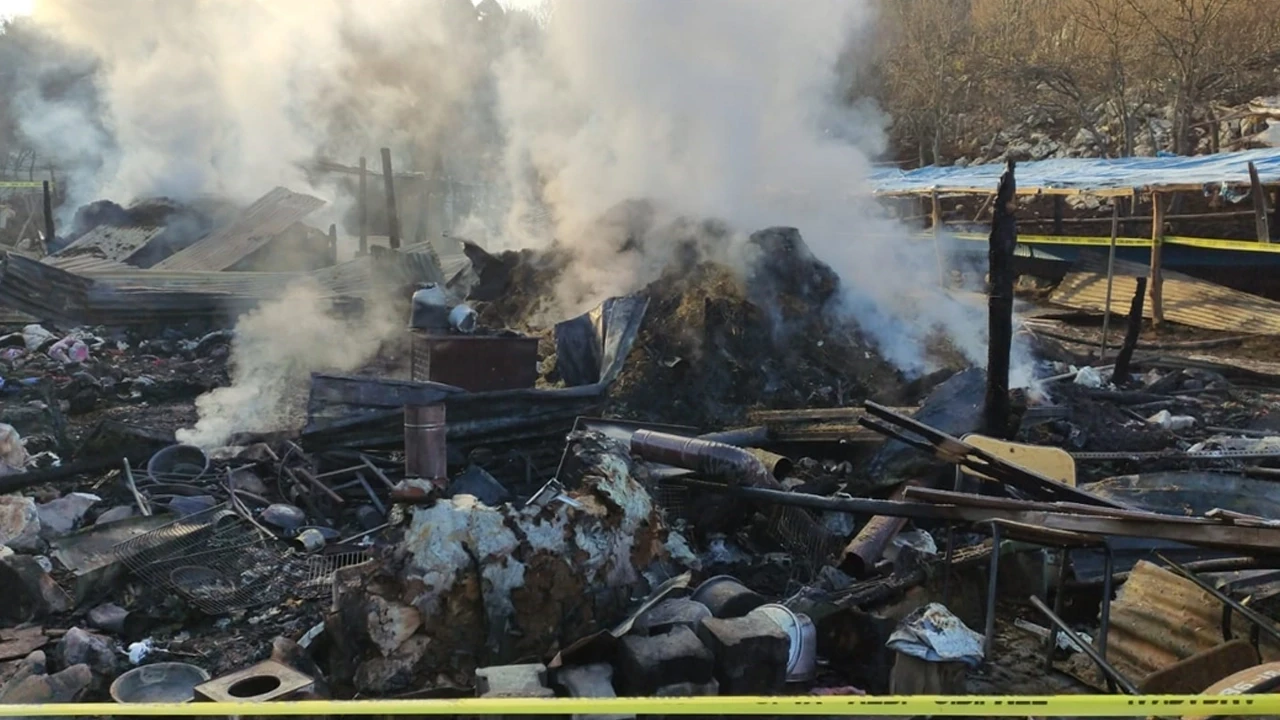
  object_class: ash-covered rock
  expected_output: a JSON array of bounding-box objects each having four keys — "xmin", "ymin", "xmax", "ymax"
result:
[{"xmin": 326, "ymin": 431, "xmax": 692, "ymax": 694}]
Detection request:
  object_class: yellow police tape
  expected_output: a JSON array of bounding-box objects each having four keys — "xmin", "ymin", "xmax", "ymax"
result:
[
  {"xmin": 0, "ymin": 181, "xmax": 51, "ymax": 189},
  {"xmin": 941, "ymin": 231, "xmax": 1280, "ymax": 254},
  {"xmin": 0, "ymin": 695, "xmax": 1277, "ymax": 717}
]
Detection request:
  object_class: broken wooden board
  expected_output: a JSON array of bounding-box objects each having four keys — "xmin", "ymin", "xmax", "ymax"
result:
[{"xmin": 1050, "ymin": 252, "xmax": 1280, "ymax": 335}]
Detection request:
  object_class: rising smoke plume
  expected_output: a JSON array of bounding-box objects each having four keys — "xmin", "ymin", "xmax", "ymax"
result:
[
  {"xmin": 175, "ymin": 281, "xmax": 397, "ymax": 447},
  {"xmin": 11, "ymin": 0, "xmax": 1033, "ymax": 445}
]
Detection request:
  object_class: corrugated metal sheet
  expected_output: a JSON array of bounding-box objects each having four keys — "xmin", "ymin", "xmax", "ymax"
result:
[
  {"xmin": 152, "ymin": 187, "xmax": 325, "ymax": 272},
  {"xmin": 0, "ymin": 248, "xmax": 438, "ymax": 326},
  {"xmin": 48, "ymin": 225, "xmax": 165, "ymax": 265},
  {"xmin": 1100, "ymin": 560, "xmax": 1280, "ymax": 683},
  {"xmin": 1049, "ymin": 251, "xmax": 1280, "ymax": 334},
  {"xmin": 43, "ymin": 255, "xmax": 138, "ymax": 274}
]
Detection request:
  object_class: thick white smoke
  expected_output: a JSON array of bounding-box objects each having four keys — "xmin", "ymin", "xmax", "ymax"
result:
[
  {"xmin": 13, "ymin": 0, "xmax": 1032, "ymax": 435},
  {"xmin": 487, "ymin": 0, "xmax": 1024, "ymax": 376}
]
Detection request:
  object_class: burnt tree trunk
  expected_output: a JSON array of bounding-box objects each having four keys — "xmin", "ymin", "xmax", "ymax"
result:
[{"xmin": 984, "ymin": 160, "xmax": 1017, "ymax": 438}]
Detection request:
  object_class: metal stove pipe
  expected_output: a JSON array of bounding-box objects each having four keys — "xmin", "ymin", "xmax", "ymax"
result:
[
  {"xmin": 404, "ymin": 403, "xmax": 447, "ymax": 483},
  {"xmin": 630, "ymin": 430, "xmax": 780, "ymax": 489}
]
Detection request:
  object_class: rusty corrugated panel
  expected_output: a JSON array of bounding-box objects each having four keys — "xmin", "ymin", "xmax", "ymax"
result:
[
  {"xmin": 48, "ymin": 225, "xmax": 165, "ymax": 265},
  {"xmin": 1050, "ymin": 252, "xmax": 1280, "ymax": 334},
  {"xmin": 1102, "ymin": 560, "xmax": 1280, "ymax": 683},
  {"xmin": 152, "ymin": 187, "xmax": 325, "ymax": 272}
]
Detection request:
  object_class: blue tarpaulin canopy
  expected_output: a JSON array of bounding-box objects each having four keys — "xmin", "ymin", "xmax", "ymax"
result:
[{"xmin": 870, "ymin": 148, "xmax": 1280, "ymax": 197}]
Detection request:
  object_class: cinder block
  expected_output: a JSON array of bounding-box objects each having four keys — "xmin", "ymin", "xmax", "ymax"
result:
[
  {"xmin": 616, "ymin": 625, "xmax": 714, "ymax": 696},
  {"xmin": 475, "ymin": 663, "xmax": 554, "ymax": 698},
  {"xmin": 697, "ymin": 615, "xmax": 788, "ymax": 695}
]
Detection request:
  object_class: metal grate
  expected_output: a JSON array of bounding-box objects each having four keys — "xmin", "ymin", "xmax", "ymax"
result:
[
  {"xmin": 113, "ymin": 504, "xmax": 366, "ymax": 614},
  {"xmin": 766, "ymin": 505, "xmax": 840, "ymax": 577}
]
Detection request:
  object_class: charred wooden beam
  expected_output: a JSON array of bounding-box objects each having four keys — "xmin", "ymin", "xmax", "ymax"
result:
[
  {"xmin": 1112, "ymin": 276, "xmax": 1147, "ymax": 383},
  {"xmin": 42, "ymin": 180, "xmax": 54, "ymax": 247},
  {"xmin": 984, "ymin": 160, "xmax": 1017, "ymax": 438}
]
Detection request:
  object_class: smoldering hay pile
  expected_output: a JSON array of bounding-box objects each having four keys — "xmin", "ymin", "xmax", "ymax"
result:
[{"xmin": 465, "ymin": 204, "xmax": 964, "ymax": 429}]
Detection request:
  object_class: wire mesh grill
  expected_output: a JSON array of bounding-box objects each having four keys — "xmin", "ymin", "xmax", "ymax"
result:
[
  {"xmin": 113, "ymin": 504, "xmax": 367, "ymax": 615},
  {"xmin": 766, "ymin": 505, "xmax": 840, "ymax": 576}
]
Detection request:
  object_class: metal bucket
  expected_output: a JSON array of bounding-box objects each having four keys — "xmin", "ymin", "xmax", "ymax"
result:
[{"xmin": 751, "ymin": 603, "xmax": 818, "ymax": 682}]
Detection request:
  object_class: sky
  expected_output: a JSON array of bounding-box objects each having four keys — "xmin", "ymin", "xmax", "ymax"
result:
[{"xmin": 0, "ymin": 0, "xmax": 33, "ymax": 20}]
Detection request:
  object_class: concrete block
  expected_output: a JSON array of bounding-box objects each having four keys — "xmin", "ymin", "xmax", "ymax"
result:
[
  {"xmin": 697, "ymin": 615, "xmax": 788, "ymax": 695},
  {"xmin": 616, "ymin": 624, "xmax": 714, "ymax": 696},
  {"xmin": 475, "ymin": 663, "xmax": 554, "ymax": 698}
]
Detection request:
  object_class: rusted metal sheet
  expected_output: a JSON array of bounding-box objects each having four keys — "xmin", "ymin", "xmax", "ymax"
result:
[
  {"xmin": 152, "ymin": 187, "xmax": 325, "ymax": 272},
  {"xmin": 410, "ymin": 332, "xmax": 539, "ymax": 392},
  {"xmin": 1099, "ymin": 561, "xmax": 1280, "ymax": 684},
  {"xmin": 47, "ymin": 225, "xmax": 165, "ymax": 267},
  {"xmin": 1050, "ymin": 252, "xmax": 1280, "ymax": 334}
]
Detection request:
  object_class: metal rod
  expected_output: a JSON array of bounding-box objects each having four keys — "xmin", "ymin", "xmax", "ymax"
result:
[
  {"xmin": 1159, "ymin": 554, "xmax": 1280, "ymax": 646},
  {"xmin": 1028, "ymin": 595, "xmax": 1139, "ymax": 695},
  {"xmin": 1100, "ymin": 542, "xmax": 1116, "ymax": 694},
  {"xmin": 1099, "ymin": 200, "xmax": 1121, "ymax": 357},
  {"xmin": 984, "ymin": 522, "xmax": 1001, "ymax": 663},
  {"xmin": 1045, "ymin": 548, "xmax": 1071, "ymax": 672}
]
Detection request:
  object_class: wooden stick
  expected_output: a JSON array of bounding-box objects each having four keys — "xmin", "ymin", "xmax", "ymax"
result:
[
  {"xmin": 380, "ymin": 147, "xmax": 400, "ymax": 250},
  {"xmin": 358, "ymin": 156, "xmax": 368, "ymax": 256}
]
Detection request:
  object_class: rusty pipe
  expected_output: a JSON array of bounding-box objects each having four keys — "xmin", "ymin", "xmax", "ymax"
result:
[
  {"xmin": 404, "ymin": 403, "xmax": 447, "ymax": 484},
  {"xmin": 839, "ymin": 483, "xmax": 913, "ymax": 578},
  {"xmin": 745, "ymin": 448, "xmax": 793, "ymax": 480},
  {"xmin": 631, "ymin": 430, "xmax": 780, "ymax": 489}
]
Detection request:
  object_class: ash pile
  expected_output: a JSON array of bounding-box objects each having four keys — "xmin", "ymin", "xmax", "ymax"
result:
[{"xmin": 7, "ymin": 191, "xmax": 1280, "ymax": 705}]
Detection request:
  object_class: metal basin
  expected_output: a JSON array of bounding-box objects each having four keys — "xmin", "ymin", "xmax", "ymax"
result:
[{"xmin": 110, "ymin": 662, "xmax": 210, "ymax": 703}]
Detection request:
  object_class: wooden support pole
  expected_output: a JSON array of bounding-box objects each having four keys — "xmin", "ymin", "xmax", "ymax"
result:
[
  {"xmin": 1112, "ymin": 277, "xmax": 1148, "ymax": 383},
  {"xmin": 41, "ymin": 180, "xmax": 54, "ymax": 249},
  {"xmin": 380, "ymin": 147, "xmax": 400, "ymax": 250},
  {"xmin": 984, "ymin": 160, "xmax": 1017, "ymax": 439},
  {"xmin": 1052, "ymin": 195, "xmax": 1064, "ymax": 235},
  {"xmin": 1099, "ymin": 200, "xmax": 1121, "ymax": 358},
  {"xmin": 1149, "ymin": 192, "xmax": 1165, "ymax": 328},
  {"xmin": 1248, "ymin": 161, "xmax": 1270, "ymax": 243},
  {"xmin": 327, "ymin": 223, "xmax": 338, "ymax": 266},
  {"xmin": 930, "ymin": 188, "xmax": 946, "ymax": 286},
  {"xmin": 358, "ymin": 156, "xmax": 368, "ymax": 256}
]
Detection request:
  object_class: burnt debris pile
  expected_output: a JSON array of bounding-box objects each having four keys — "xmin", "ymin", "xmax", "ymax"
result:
[{"xmin": 6, "ymin": 186, "xmax": 1280, "ymax": 703}]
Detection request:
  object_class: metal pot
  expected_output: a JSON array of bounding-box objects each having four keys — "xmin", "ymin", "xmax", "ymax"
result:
[{"xmin": 690, "ymin": 575, "xmax": 766, "ymax": 619}]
